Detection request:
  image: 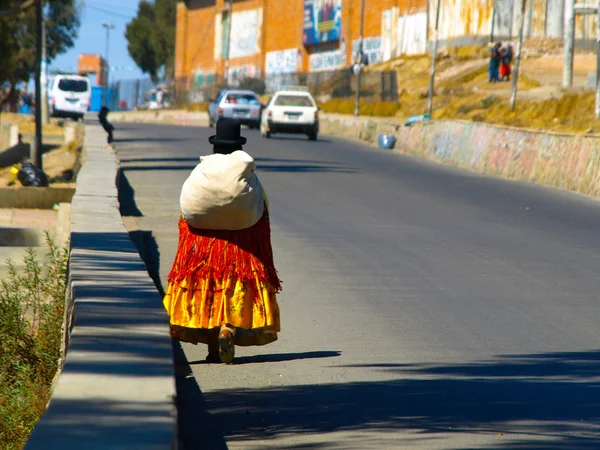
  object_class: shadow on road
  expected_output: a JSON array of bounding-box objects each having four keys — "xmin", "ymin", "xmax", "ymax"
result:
[
  {"xmin": 265, "ymin": 135, "xmax": 332, "ymax": 143},
  {"xmin": 118, "ymin": 171, "xmax": 143, "ymax": 217},
  {"xmin": 187, "ymin": 350, "xmax": 341, "ymax": 366},
  {"xmin": 173, "ymin": 342, "xmax": 229, "ymax": 450},
  {"xmin": 257, "ymin": 164, "xmax": 357, "ymax": 173},
  {"xmin": 198, "ymin": 350, "xmax": 600, "ymax": 449},
  {"xmin": 115, "ymin": 137, "xmax": 196, "ymax": 144}
]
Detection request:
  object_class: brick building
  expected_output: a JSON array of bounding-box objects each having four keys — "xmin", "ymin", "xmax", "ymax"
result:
[
  {"xmin": 175, "ymin": 0, "xmax": 427, "ymax": 90},
  {"xmin": 175, "ymin": 0, "xmax": 585, "ymax": 96}
]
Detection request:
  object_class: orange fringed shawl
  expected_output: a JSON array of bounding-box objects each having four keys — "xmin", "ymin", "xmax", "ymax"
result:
[{"xmin": 168, "ymin": 211, "xmax": 282, "ymax": 294}]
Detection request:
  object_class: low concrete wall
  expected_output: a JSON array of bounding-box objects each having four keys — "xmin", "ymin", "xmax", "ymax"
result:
[
  {"xmin": 0, "ymin": 122, "xmax": 19, "ymax": 150},
  {"xmin": 26, "ymin": 125, "xmax": 177, "ymax": 450},
  {"xmin": 110, "ymin": 109, "xmax": 208, "ymax": 127},
  {"xmin": 321, "ymin": 114, "xmax": 600, "ymax": 198},
  {"xmin": 0, "ymin": 187, "xmax": 76, "ymax": 209}
]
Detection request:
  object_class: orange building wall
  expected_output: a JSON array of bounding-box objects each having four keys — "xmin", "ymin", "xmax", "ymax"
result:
[
  {"xmin": 78, "ymin": 54, "xmax": 107, "ymax": 86},
  {"xmin": 175, "ymin": 0, "xmax": 428, "ymax": 79}
]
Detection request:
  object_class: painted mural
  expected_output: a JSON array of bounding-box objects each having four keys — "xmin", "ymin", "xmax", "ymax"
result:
[{"xmin": 303, "ymin": 0, "xmax": 342, "ymax": 45}]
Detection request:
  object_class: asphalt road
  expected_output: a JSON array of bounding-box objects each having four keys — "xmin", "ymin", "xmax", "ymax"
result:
[{"xmin": 114, "ymin": 122, "xmax": 600, "ymax": 450}]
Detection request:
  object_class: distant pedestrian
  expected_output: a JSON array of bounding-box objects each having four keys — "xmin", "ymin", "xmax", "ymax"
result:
[
  {"xmin": 489, "ymin": 42, "xmax": 502, "ymax": 83},
  {"xmin": 19, "ymin": 90, "xmax": 32, "ymax": 114},
  {"xmin": 500, "ymin": 43, "xmax": 514, "ymax": 82},
  {"xmin": 98, "ymin": 106, "xmax": 114, "ymax": 144}
]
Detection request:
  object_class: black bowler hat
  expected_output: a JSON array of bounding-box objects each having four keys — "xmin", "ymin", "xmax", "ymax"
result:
[{"xmin": 209, "ymin": 118, "xmax": 247, "ymax": 147}]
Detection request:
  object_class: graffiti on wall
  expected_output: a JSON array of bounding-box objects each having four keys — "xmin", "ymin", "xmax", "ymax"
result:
[
  {"xmin": 228, "ymin": 65, "xmax": 261, "ymax": 86},
  {"xmin": 229, "ymin": 9, "xmax": 263, "ymax": 58},
  {"xmin": 193, "ymin": 71, "xmax": 216, "ymax": 88},
  {"xmin": 309, "ymin": 42, "xmax": 346, "ymax": 72},
  {"xmin": 265, "ymin": 49, "xmax": 300, "ymax": 76},
  {"xmin": 214, "ymin": 8, "xmax": 263, "ymax": 60},
  {"xmin": 352, "ymin": 37, "xmax": 383, "ymax": 65},
  {"xmin": 303, "ymin": 0, "xmax": 342, "ymax": 45}
]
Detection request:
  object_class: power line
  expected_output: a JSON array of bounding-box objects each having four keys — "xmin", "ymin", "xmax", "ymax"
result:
[
  {"xmin": 85, "ymin": 0, "xmax": 138, "ymax": 13},
  {"xmin": 86, "ymin": 4, "xmax": 132, "ymax": 20}
]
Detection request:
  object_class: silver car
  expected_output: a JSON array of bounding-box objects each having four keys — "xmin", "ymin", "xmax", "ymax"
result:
[{"xmin": 208, "ymin": 90, "xmax": 262, "ymax": 129}]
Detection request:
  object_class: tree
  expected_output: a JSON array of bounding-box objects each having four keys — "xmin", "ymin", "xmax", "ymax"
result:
[
  {"xmin": 125, "ymin": 0, "xmax": 176, "ymax": 82},
  {"xmin": 0, "ymin": 0, "xmax": 80, "ymax": 108}
]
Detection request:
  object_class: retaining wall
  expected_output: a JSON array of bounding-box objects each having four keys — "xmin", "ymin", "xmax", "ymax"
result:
[
  {"xmin": 321, "ymin": 114, "xmax": 600, "ymax": 198},
  {"xmin": 110, "ymin": 109, "xmax": 208, "ymax": 127},
  {"xmin": 26, "ymin": 125, "xmax": 177, "ymax": 450}
]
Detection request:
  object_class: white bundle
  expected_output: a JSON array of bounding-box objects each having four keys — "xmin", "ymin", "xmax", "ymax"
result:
[{"xmin": 180, "ymin": 151, "xmax": 265, "ymax": 231}]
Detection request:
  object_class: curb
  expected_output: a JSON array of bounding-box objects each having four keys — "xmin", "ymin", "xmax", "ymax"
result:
[{"xmin": 26, "ymin": 124, "xmax": 178, "ymax": 450}]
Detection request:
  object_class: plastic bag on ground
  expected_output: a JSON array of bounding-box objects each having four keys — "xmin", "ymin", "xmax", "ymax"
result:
[
  {"xmin": 17, "ymin": 162, "xmax": 49, "ymax": 187},
  {"xmin": 378, "ymin": 134, "xmax": 396, "ymax": 150}
]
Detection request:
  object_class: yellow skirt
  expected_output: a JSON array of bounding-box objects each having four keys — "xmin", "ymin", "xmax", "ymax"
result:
[{"xmin": 163, "ymin": 213, "xmax": 282, "ymax": 346}]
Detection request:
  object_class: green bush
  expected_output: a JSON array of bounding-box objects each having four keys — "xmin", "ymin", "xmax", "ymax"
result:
[{"xmin": 0, "ymin": 234, "xmax": 68, "ymax": 450}]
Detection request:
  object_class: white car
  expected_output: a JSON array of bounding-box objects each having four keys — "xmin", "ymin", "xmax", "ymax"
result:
[
  {"xmin": 48, "ymin": 74, "xmax": 91, "ymax": 121},
  {"xmin": 260, "ymin": 89, "xmax": 319, "ymax": 141}
]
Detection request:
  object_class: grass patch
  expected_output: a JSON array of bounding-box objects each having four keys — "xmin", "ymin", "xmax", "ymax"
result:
[{"xmin": 0, "ymin": 234, "xmax": 68, "ymax": 449}]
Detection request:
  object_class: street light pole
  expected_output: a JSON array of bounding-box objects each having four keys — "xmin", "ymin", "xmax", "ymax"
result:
[
  {"xmin": 33, "ymin": 0, "xmax": 43, "ymax": 169},
  {"xmin": 224, "ymin": 0, "xmax": 233, "ymax": 87},
  {"xmin": 102, "ymin": 22, "xmax": 115, "ymax": 107},
  {"xmin": 354, "ymin": 0, "xmax": 366, "ymax": 117},
  {"xmin": 563, "ymin": 0, "xmax": 575, "ymax": 88},
  {"xmin": 510, "ymin": 0, "xmax": 527, "ymax": 111},
  {"xmin": 41, "ymin": 15, "xmax": 48, "ymax": 124},
  {"xmin": 427, "ymin": 0, "xmax": 442, "ymax": 117}
]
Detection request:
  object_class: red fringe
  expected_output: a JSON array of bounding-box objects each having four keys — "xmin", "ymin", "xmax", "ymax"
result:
[{"xmin": 167, "ymin": 211, "xmax": 282, "ymax": 293}]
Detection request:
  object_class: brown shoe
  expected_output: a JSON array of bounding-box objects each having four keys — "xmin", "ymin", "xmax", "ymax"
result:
[{"xmin": 218, "ymin": 329, "xmax": 235, "ymax": 364}]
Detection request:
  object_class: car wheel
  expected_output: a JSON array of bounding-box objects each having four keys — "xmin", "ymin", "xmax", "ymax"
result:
[
  {"xmin": 308, "ymin": 132, "xmax": 318, "ymax": 141},
  {"xmin": 265, "ymin": 131, "xmax": 271, "ymax": 138}
]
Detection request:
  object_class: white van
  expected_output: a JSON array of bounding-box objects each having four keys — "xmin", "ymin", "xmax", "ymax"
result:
[{"xmin": 49, "ymin": 74, "xmax": 91, "ymax": 120}]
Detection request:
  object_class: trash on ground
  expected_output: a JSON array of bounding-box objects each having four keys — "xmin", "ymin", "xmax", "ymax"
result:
[
  {"xmin": 17, "ymin": 162, "xmax": 49, "ymax": 187},
  {"xmin": 378, "ymin": 134, "xmax": 397, "ymax": 150},
  {"xmin": 405, "ymin": 113, "xmax": 431, "ymax": 127}
]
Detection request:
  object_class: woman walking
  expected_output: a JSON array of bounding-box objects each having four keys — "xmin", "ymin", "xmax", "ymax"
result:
[
  {"xmin": 163, "ymin": 119, "xmax": 282, "ymax": 363},
  {"xmin": 489, "ymin": 42, "xmax": 502, "ymax": 83}
]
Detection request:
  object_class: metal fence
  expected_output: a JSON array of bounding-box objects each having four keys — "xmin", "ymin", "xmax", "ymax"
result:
[{"xmin": 110, "ymin": 69, "xmax": 399, "ymax": 111}]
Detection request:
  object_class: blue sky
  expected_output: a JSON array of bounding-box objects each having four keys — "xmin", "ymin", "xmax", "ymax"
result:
[{"xmin": 50, "ymin": 0, "xmax": 146, "ymax": 82}]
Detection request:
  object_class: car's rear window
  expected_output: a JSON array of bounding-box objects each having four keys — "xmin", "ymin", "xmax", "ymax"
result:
[
  {"xmin": 225, "ymin": 93, "xmax": 259, "ymax": 105},
  {"xmin": 274, "ymin": 95, "xmax": 314, "ymax": 107},
  {"xmin": 58, "ymin": 79, "xmax": 89, "ymax": 93}
]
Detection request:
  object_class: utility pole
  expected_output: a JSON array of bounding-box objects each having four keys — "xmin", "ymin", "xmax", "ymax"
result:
[
  {"xmin": 102, "ymin": 22, "xmax": 115, "ymax": 107},
  {"xmin": 354, "ymin": 0, "xmax": 366, "ymax": 117},
  {"xmin": 427, "ymin": 0, "xmax": 442, "ymax": 117},
  {"xmin": 490, "ymin": 0, "xmax": 496, "ymax": 43},
  {"xmin": 510, "ymin": 0, "xmax": 527, "ymax": 111},
  {"xmin": 41, "ymin": 16, "xmax": 48, "ymax": 124},
  {"xmin": 563, "ymin": 0, "xmax": 575, "ymax": 88},
  {"xmin": 224, "ymin": 0, "xmax": 233, "ymax": 87},
  {"xmin": 596, "ymin": 0, "xmax": 600, "ymax": 118},
  {"xmin": 33, "ymin": 0, "xmax": 43, "ymax": 169}
]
